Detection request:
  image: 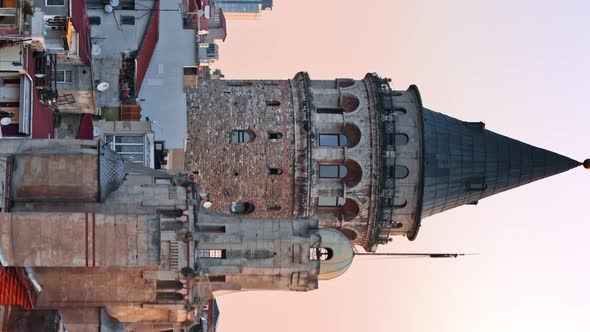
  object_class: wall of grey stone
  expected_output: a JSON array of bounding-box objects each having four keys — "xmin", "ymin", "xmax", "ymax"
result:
[
  {"xmin": 195, "ymin": 213, "xmax": 320, "ymax": 291},
  {"xmin": 307, "ymin": 77, "xmax": 378, "ymax": 247}
]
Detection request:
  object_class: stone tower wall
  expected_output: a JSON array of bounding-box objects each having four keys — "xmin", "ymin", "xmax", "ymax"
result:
[
  {"xmin": 186, "ymin": 79, "xmax": 301, "ymax": 218},
  {"xmin": 306, "ymin": 77, "xmax": 379, "ymax": 245}
]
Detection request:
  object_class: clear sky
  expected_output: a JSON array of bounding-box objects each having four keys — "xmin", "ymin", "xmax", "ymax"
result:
[{"xmin": 209, "ymin": 1, "xmax": 590, "ymax": 331}]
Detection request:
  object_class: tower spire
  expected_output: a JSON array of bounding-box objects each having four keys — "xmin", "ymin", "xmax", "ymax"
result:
[{"xmin": 420, "ymin": 108, "xmax": 581, "ymax": 219}]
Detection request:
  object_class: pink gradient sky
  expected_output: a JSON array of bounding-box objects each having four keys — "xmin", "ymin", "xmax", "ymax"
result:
[{"xmin": 212, "ymin": 1, "xmax": 590, "ymax": 331}]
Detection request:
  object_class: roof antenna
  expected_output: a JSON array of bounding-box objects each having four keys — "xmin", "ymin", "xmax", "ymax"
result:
[{"xmin": 354, "ymin": 253, "xmax": 478, "ymax": 258}]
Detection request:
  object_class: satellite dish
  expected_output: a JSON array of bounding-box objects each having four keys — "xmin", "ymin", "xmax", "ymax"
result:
[
  {"xmin": 93, "ymin": 126, "xmax": 101, "ymax": 137},
  {"xmin": 92, "ymin": 44, "xmax": 101, "ymax": 56},
  {"xmin": 109, "ymin": 0, "xmax": 120, "ymax": 7},
  {"xmin": 203, "ymin": 201, "xmax": 212, "ymax": 209},
  {"xmin": 97, "ymin": 82, "xmax": 110, "ymax": 92},
  {"xmin": 90, "ymin": 28, "xmax": 98, "ymax": 38},
  {"xmin": 104, "ymin": 4, "xmax": 113, "ymax": 13},
  {"xmin": 0, "ymin": 118, "xmax": 11, "ymax": 126}
]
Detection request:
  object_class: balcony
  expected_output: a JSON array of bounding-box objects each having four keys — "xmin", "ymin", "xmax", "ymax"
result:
[{"xmin": 0, "ymin": 0, "xmax": 25, "ymax": 38}]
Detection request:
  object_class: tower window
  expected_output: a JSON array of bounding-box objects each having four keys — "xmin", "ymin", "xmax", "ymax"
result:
[
  {"xmin": 269, "ymin": 168, "xmax": 283, "ymax": 175},
  {"xmin": 208, "ymin": 275, "xmax": 226, "ymax": 282},
  {"xmin": 319, "ymin": 165, "xmax": 347, "ymax": 178},
  {"xmin": 394, "ymin": 198, "xmax": 407, "ymax": 208},
  {"xmin": 467, "ymin": 178, "xmax": 487, "ymax": 191},
  {"xmin": 230, "ymin": 201, "xmax": 255, "ymax": 214},
  {"xmin": 394, "ymin": 107, "xmax": 407, "ymax": 114},
  {"xmin": 267, "ymin": 204, "xmax": 281, "ymax": 211},
  {"xmin": 156, "ymin": 280, "xmax": 183, "ymax": 290},
  {"xmin": 394, "ymin": 166, "xmax": 409, "ymax": 179},
  {"xmin": 319, "ymin": 134, "xmax": 348, "ymax": 147},
  {"xmin": 310, "ymin": 247, "xmax": 334, "ymax": 261},
  {"xmin": 316, "ymin": 108, "xmax": 343, "ymax": 114},
  {"xmin": 395, "ymin": 134, "xmax": 409, "ymax": 145},
  {"xmin": 318, "ymin": 197, "xmax": 346, "ymax": 207},
  {"xmin": 390, "ymin": 222, "xmax": 403, "ymax": 229},
  {"xmin": 198, "ymin": 225, "xmax": 226, "ymax": 233},
  {"xmin": 230, "ymin": 130, "xmax": 253, "ymax": 144},
  {"xmin": 266, "ymin": 100, "xmax": 281, "ymax": 106},
  {"xmin": 268, "ymin": 132, "xmax": 283, "ymax": 140},
  {"xmin": 196, "ymin": 249, "xmax": 226, "ymax": 259}
]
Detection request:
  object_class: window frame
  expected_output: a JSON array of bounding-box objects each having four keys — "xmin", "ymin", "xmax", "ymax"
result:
[
  {"xmin": 196, "ymin": 249, "xmax": 226, "ymax": 259},
  {"xmin": 317, "ymin": 196, "xmax": 346, "ymax": 207},
  {"xmin": 318, "ymin": 165, "xmax": 347, "ymax": 178},
  {"xmin": 120, "ymin": 15, "xmax": 136, "ymax": 25},
  {"xmin": 105, "ymin": 135, "xmax": 145, "ymax": 163},
  {"xmin": 230, "ymin": 130, "xmax": 252, "ymax": 144},
  {"xmin": 319, "ymin": 134, "xmax": 348, "ymax": 147},
  {"xmin": 55, "ymin": 70, "xmax": 73, "ymax": 84},
  {"xmin": 45, "ymin": 0, "xmax": 65, "ymax": 7}
]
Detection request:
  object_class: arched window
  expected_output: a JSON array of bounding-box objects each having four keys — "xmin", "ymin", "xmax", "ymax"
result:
[
  {"xmin": 318, "ymin": 197, "xmax": 346, "ymax": 207},
  {"xmin": 267, "ymin": 204, "xmax": 281, "ymax": 211},
  {"xmin": 341, "ymin": 94, "xmax": 360, "ymax": 113},
  {"xmin": 319, "ymin": 165, "xmax": 347, "ymax": 178},
  {"xmin": 394, "ymin": 166, "xmax": 409, "ymax": 179},
  {"xmin": 156, "ymin": 292, "xmax": 184, "ymax": 301},
  {"xmin": 156, "ymin": 280, "xmax": 184, "ymax": 290},
  {"xmin": 390, "ymin": 222, "xmax": 403, "ymax": 229},
  {"xmin": 395, "ymin": 134, "xmax": 409, "ymax": 145},
  {"xmin": 269, "ymin": 168, "xmax": 283, "ymax": 175},
  {"xmin": 394, "ymin": 107, "xmax": 406, "ymax": 114},
  {"xmin": 317, "ymin": 197, "xmax": 359, "ymax": 220},
  {"xmin": 394, "ymin": 198, "xmax": 407, "ymax": 208},
  {"xmin": 230, "ymin": 130, "xmax": 253, "ymax": 144},
  {"xmin": 317, "ymin": 108, "xmax": 343, "ymax": 114},
  {"xmin": 230, "ymin": 201, "xmax": 255, "ymax": 214},
  {"xmin": 266, "ymin": 100, "xmax": 281, "ymax": 107},
  {"xmin": 340, "ymin": 228, "xmax": 358, "ymax": 241},
  {"xmin": 157, "ymin": 209, "xmax": 184, "ymax": 218},
  {"xmin": 268, "ymin": 132, "xmax": 283, "ymax": 140},
  {"xmin": 309, "ymin": 247, "xmax": 334, "ymax": 261},
  {"xmin": 319, "ymin": 134, "xmax": 348, "ymax": 147}
]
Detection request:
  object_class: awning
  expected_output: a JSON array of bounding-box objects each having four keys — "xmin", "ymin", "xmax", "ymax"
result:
[
  {"xmin": 76, "ymin": 113, "xmax": 94, "ymax": 140},
  {"xmin": 135, "ymin": 0, "xmax": 160, "ymax": 95}
]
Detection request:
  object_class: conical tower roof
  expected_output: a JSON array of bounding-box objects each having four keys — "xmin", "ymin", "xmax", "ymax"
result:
[{"xmin": 420, "ymin": 108, "xmax": 581, "ymax": 218}]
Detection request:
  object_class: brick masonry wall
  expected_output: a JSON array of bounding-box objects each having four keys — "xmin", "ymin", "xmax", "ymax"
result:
[{"xmin": 185, "ymin": 80, "xmax": 298, "ymax": 218}]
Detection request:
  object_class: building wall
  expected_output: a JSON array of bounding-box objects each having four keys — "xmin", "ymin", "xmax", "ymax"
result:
[
  {"xmin": 196, "ymin": 213, "xmax": 320, "ymax": 292},
  {"xmin": 54, "ymin": 61, "xmax": 95, "ymax": 114},
  {"xmin": 185, "ymin": 74, "xmax": 384, "ymax": 248},
  {"xmin": 186, "ymin": 79, "xmax": 299, "ymax": 218}
]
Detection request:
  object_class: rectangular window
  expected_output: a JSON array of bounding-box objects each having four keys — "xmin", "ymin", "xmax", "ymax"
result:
[
  {"xmin": 105, "ymin": 135, "xmax": 145, "ymax": 163},
  {"xmin": 89, "ymin": 17, "xmax": 101, "ymax": 25},
  {"xmin": 318, "ymin": 197, "xmax": 345, "ymax": 207},
  {"xmin": 184, "ymin": 67, "xmax": 198, "ymax": 75},
  {"xmin": 46, "ymin": 0, "xmax": 65, "ymax": 6},
  {"xmin": 55, "ymin": 70, "xmax": 72, "ymax": 83},
  {"xmin": 120, "ymin": 15, "xmax": 135, "ymax": 25},
  {"xmin": 319, "ymin": 134, "xmax": 346, "ymax": 147},
  {"xmin": 467, "ymin": 178, "xmax": 487, "ymax": 191},
  {"xmin": 196, "ymin": 249, "xmax": 226, "ymax": 259},
  {"xmin": 316, "ymin": 108, "xmax": 343, "ymax": 114},
  {"xmin": 208, "ymin": 275, "xmax": 226, "ymax": 282},
  {"xmin": 319, "ymin": 165, "xmax": 346, "ymax": 178},
  {"xmin": 198, "ymin": 225, "xmax": 226, "ymax": 233}
]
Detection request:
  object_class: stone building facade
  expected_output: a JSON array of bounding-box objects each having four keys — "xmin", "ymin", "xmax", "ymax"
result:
[
  {"xmin": 0, "ymin": 139, "xmax": 353, "ymax": 331},
  {"xmin": 185, "ymin": 72, "xmax": 584, "ymax": 252}
]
